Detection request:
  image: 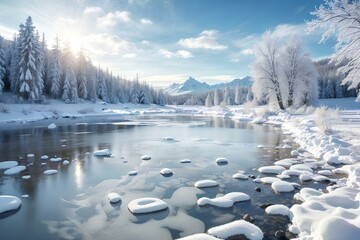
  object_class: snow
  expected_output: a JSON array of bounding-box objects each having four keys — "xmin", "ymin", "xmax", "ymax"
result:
[
  {"xmin": 163, "ymin": 136, "xmax": 174, "ymax": 141},
  {"xmin": 232, "ymin": 172, "xmax": 248, "ymax": 180},
  {"xmin": 194, "ymin": 180, "xmax": 218, "ymax": 188},
  {"xmin": 265, "ymin": 204, "xmax": 290, "ymax": 217},
  {"xmin": 141, "ymin": 155, "xmax": 151, "ymax": 160},
  {"xmin": 197, "ymin": 192, "xmax": 250, "ymax": 207},
  {"xmin": 40, "ymin": 155, "xmax": 49, "ymax": 160},
  {"xmin": 291, "ymin": 150, "xmax": 300, "ymax": 157},
  {"xmin": 128, "ymin": 170, "xmax": 138, "ymax": 176},
  {"xmin": 63, "ymin": 160, "xmax": 70, "ymax": 165},
  {"xmin": 0, "ymin": 161, "xmax": 18, "ymax": 169},
  {"xmin": 215, "ymin": 157, "xmax": 228, "ymax": 165},
  {"xmin": 44, "ymin": 169, "xmax": 58, "ymax": 175},
  {"xmin": 258, "ymin": 165, "xmax": 285, "ymax": 174},
  {"xmin": 107, "ymin": 192, "xmax": 121, "ymax": 203},
  {"xmin": 180, "ymin": 159, "xmax": 192, "ymax": 163},
  {"xmin": 271, "ymin": 180, "xmax": 294, "ymax": 193},
  {"xmin": 47, "ymin": 123, "xmax": 56, "ymax": 129},
  {"xmin": 0, "ymin": 195, "xmax": 22, "ymax": 214},
  {"xmin": 260, "ymin": 177, "xmax": 281, "ymax": 184},
  {"xmin": 21, "ymin": 175, "xmax": 31, "ymax": 179},
  {"xmin": 93, "ymin": 149, "xmax": 111, "ymax": 157},
  {"xmin": 4, "ymin": 165, "xmax": 26, "ymax": 175},
  {"xmin": 128, "ymin": 197, "xmax": 168, "ymax": 214},
  {"xmin": 50, "ymin": 157, "xmax": 62, "ymax": 162},
  {"xmin": 207, "ymin": 220, "xmax": 263, "ymax": 240},
  {"xmin": 27, "ymin": 153, "xmax": 34, "ymax": 158},
  {"xmin": 274, "ymin": 158, "xmax": 299, "ymax": 168},
  {"xmin": 160, "ymin": 168, "xmax": 173, "ymax": 175},
  {"xmin": 21, "ymin": 194, "xmax": 29, "ymax": 198},
  {"xmin": 177, "ymin": 233, "xmax": 220, "ymax": 240}
]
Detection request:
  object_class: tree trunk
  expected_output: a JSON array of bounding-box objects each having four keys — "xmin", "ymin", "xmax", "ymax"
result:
[{"xmin": 276, "ymin": 94, "xmax": 285, "ymax": 110}]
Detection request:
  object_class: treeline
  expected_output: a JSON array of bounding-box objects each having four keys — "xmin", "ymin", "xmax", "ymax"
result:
[{"xmin": 0, "ymin": 16, "xmax": 167, "ymax": 105}]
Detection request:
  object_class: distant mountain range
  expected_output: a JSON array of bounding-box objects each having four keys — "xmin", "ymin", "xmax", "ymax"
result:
[{"xmin": 164, "ymin": 76, "xmax": 252, "ymax": 95}]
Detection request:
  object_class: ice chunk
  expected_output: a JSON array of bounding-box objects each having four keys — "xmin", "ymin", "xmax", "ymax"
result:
[
  {"xmin": 47, "ymin": 123, "xmax": 56, "ymax": 129},
  {"xmin": 258, "ymin": 165, "xmax": 285, "ymax": 174},
  {"xmin": 141, "ymin": 155, "xmax": 151, "ymax": 160},
  {"xmin": 208, "ymin": 220, "xmax": 263, "ymax": 240},
  {"xmin": 107, "ymin": 192, "xmax": 121, "ymax": 203},
  {"xmin": 93, "ymin": 149, "xmax": 111, "ymax": 157},
  {"xmin": 232, "ymin": 173, "xmax": 248, "ymax": 180},
  {"xmin": 180, "ymin": 159, "xmax": 192, "ymax": 163},
  {"xmin": 271, "ymin": 180, "xmax": 294, "ymax": 193},
  {"xmin": 44, "ymin": 169, "xmax": 58, "ymax": 175},
  {"xmin": 0, "ymin": 195, "xmax": 22, "ymax": 214},
  {"xmin": 0, "ymin": 161, "xmax": 18, "ymax": 169},
  {"xmin": 160, "ymin": 168, "xmax": 173, "ymax": 176},
  {"xmin": 265, "ymin": 204, "xmax": 290, "ymax": 217},
  {"xmin": 4, "ymin": 165, "xmax": 26, "ymax": 175},
  {"xmin": 128, "ymin": 197, "xmax": 168, "ymax": 214},
  {"xmin": 194, "ymin": 180, "xmax": 218, "ymax": 188},
  {"xmin": 197, "ymin": 192, "xmax": 250, "ymax": 207},
  {"xmin": 215, "ymin": 158, "xmax": 228, "ymax": 165}
]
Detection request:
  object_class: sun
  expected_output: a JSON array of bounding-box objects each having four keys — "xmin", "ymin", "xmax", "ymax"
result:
[{"xmin": 68, "ymin": 35, "xmax": 83, "ymax": 53}]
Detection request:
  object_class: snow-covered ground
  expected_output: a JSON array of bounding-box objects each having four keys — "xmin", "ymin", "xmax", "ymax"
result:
[{"xmin": 1, "ymin": 97, "xmax": 360, "ymax": 239}]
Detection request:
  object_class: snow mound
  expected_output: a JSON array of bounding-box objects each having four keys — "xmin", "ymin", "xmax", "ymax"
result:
[
  {"xmin": 197, "ymin": 192, "xmax": 250, "ymax": 207},
  {"xmin": 265, "ymin": 204, "xmax": 290, "ymax": 217},
  {"xmin": 318, "ymin": 170, "xmax": 332, "ymax": 176},
  {"xmin": 258, "ymin": 165, "xmax": 285, "ymax": 174},
  {"xmin": 128, "ymin": 197, "xmax": 168, "ymax": 214},
  {"xmin": 177, "ymin": 233, "xmax": 220, "ymax": 240},
  {"xmin": 290, "ymin": 164, "xmax": 313, "ymax": 173},
  {"xmin": 274, "ymin": 158, "xmax": 299, "ymax": 168},
  {"xmin": 271, "ymin": 180, "xmax": 294, "ymax": 193},
  {"xmin": 0, "ymin": 195, "xmax": 22, "ymax": 214},
  {"xmin": 141, "ymin": 155, "xmax": 151, "ymax": 160},
  {"xmin": 128, "ymin": 170, "xmax": 138, "ymax": 176},
  {"xmin": 299, "ymin": 173, "xmax": 313, "ymax": 182},
  {"xmin": 207, "ymin": 220, "xmax": 263, "ymax": 240},
  {"xmin": 0, "ymin": 161, "xmax": 18, "ymax": 169},
  {"xmin": 260, "ymin": 177, "xmax": 281, "ymax": 184},
  {"xmin": 50, "ymin": 157, "xmax": 62, "ymax": 162},
  {"xmin": 180, "ymin": 159, "xmax": 192, "ymax": 163},
  {"xmin": 4, "ymin": 165, "xmax": 26, "ymax": 175},
  {"xmin": 232, "ymin": 173, "xmax": 248, "ymax": 180},
  {"xmin": 194, "ymin": 180, "xmax": 218, "ymax": 188},
  {"xmin": 93, "ymin": 149, "xmax": 111, "ymax": 157},
  {"xmin": 40, "ymin": 155, "xmax": 49, "ymax": 160},
  {"xmin": 44, "ymin": 169, "xmax": 58, "ymax": 175},
  {"xmin": 107, "ymin": 192, "xmax": 121, "ymax": 203},
  {"xmin": 160, "ymin": 168, "xmax": 173, "ymax": 175},
  {"xmin": 47, "ymin": 123, "xmax": 56, "ymax": 129},
  {"xmin": 215, "ymin": 158, "xmax": 228, "ymax": 165},
  {"xmin": 21, "ymin": 175, "xmax": 31, "ymax": 179}
]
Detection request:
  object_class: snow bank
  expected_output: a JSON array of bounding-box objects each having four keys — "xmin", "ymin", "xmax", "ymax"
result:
[
  {"xmin": 194, "ymin": 180, "xmax": 218, "ymax": 188},
  {"xmin": 93, "ymin": 149, "xmax": 111, "ymax": 157},
  {"xmin": 44, "ymin": 169, "xmax": 58, "ymax": 175},
  {"xmin": 4, "ymin": 165, "xmax": 26, "ymax": 175},
  {"xmin": 107, "ymin": 192, "xmax": 121, "ymax": 203},
  {"xmin": 128, "ymin": 197, "xmax": 168, "ymax": 214},
  {"xmin": 271, "ymin": 180, "xmax": 294, "ymax": 193},
  {"xmin": 0, "ymin": 195, "xmax": 22, "ymax": 214},
  {"xmin": 207, "ymin": 220, "xmax": 263, "ymax": 240},
  {"xmin": 265, "ymin": 204, "xmax": 290, "ymax": 217},
  {"xmin": 0, "ymin": 161, "xmax": 18, "ymax": 169},
  {"xmin": 197, "ymin": 192, "xmax": 250, "ymax": 207},
  {"xmin": 258, "ymin": 165, "xmax": 285, "ymax": 174}
]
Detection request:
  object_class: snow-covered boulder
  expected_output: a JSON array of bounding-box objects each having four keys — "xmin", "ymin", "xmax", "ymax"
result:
[
  {"xmin": 194, "ymin": 180, "xmax": 218, "ymax": 188},
  {"xmin": 197, "ymin": 192, "xmax": 250, "ymax": 207},
  {"xmin": 274, "ymin": 158, "xmax": 299, "ymax": 168},
  {"xmin": 0, "ymin": 161, "xmax": 18, "ymax": 169},
  {"xmin": 258, "ymin": 165, "xmax": 285, "ymax": 174},
  {"xmin": 128, "ymin": 197, "xmax": 168, "ymax": 214},
  {"xmin": 40, "ymin": 155, "xmax": 49, "ymax": 160},
  {"xmin": 107, "ymin": 192, "xmax": 121, "ymax": 203},
  {"xmin": 4, "ymin": 166, "xmax": 26, "ymax": 175},
  {"xmin": 265, "ymin": 204, "xmax": 290, "ymax": 217},
  {"xmin": 128, "ymin": 170, "xmax": 138, "ymax": 176},
  {"xmin": 44, "ymin": 169, "xmax": 58, "ymax": 175},
  {"xmin": 93, "ymin": 149, "xmax": 111, "ymax": 157},
  {"xmin": 207, "ymin": 220, "xmax": 263, "ymax": 240},
  {"xmin": 141, "ymin": 155, "xmax": 151, "ymax": 160},
  {"xmin": 63, "ymin": 160, "xmax": 70, "ymax": 165},
  {"xmin": 0, "ymin": 195, "xmax": 22, "ymax": 214},
  {"xmin": 180, "ymin": 159, "xmax": 191, "ymax": 163},
  {"xmin": 177, "ymin": 233, "xmax": 219, "ymax": 240},
  {"xmin": 215, "ymin": 158, "xmax": 228, "ymax": 165},
  {"xmin": 50, "ymin": 157, "xmax": 62, "ymax": 162},
  {"xmin": 291, "ymin": 150, "xmax": 300, "ymax": 157},
  {"xmin": 21, "ymin": 175, "xmax": 31, "ymax": 179},
  {"xmin": 232, "ymin": 172, "xmax": 248, "ymax": 180},
  {"xmin": 27, "ymin": 153, "xmax": 35, "ymax": 158},
  {"xmin": 160, "ymin": 168, "xmax": 173, "ymax": 176},
  {"xmin": 260, "ymin": 177, "xmax": 281, "ymax": 184},
  {"xmin": 47, "ymin": 123, "xmax": 56, "ymax": 129},
  {"xmin": 271, "ymin": 180, "xmax": 294, "ymax": 193}
]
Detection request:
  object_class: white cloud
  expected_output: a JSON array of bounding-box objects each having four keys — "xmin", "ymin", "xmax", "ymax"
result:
[
  {"xmin": 140, "ymin": 18, "xmax": 153, "ymax": 25},
  {"xmin": 141, "ymin": 40, "xmax": 150, "ymax": 45},
  {"xmin": 97, "ymin": 11, "xmax": 131, "ymax": 28},
  {"xmin": 159, "ymin": 49, "xmax": 193, "ymax": 59},
  {"xmin": 83, "ymin": 33, "xmax": 137, "ymax": 55},
  {"xmin": 271, "ymin": 23, "xmax": 307, "ymax": 39},
  {"xmin": 83, "ymin": 6, "xmax": 103, "ymax": 15},
  {"xmin": 178, "ymin": 30, "xmax": 227, "ymax": 50},
  {"xmin": 122, "ymin": 53, "xmax": 137, "ymax": 58},
  {"xmin": 0, "ymin": 24, "xmax": 17, "ymax": 40},
  {"xmin": 240, "ymin": 48, "xmax": 254, "ymax": 55}
]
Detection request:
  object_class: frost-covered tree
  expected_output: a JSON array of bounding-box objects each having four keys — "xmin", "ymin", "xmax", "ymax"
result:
[
  {"xmin": 49, "ymin": 36, "xmax": 62, "ymax": 98},
  {"xmin": 18, "ymin": 16, "xmax": 39, "ymax": 101},
  {"xmin": 62, "ymin": 42, "xmax": 78, "ymax": 103},
  {"xmin": 157, "ymin": 90, "xmax": 166, "ymax": 106},
  {"xmin": 9, "ymin": 32, "xmax": 21, "ymax": 94},
  {"xmin": 34, "ymin": 31, "xmax": 45, "ymax": 101},
  {"xmin": 0, "ymin": 36, "xmax": 6, "ymax": 94},
  {"xmin": 86, "ymin": 62, "xmax": 97, "ymax": 102},
  {"xmin": 251, "ymin": 31, "xmax": 285, "ymax": 110},
  {"xmin": 222, "ymin": 85, "xmax": 232, "ymax": 106},
  {"xmin": 77, "ymin": 50, "xmax": 88, "ymax": 100},
  {"xmin": 234, "ymin": 84, "xmax": 242, "ymax": 105},
  {"xmin": 96, "ymin": 67, "xmax": 107, "ymax": 102},
  {"xmin": 280, "ymin": 37, "xmax": 318, "ymax": 107},
  {"xmin": 308, "ymin": 0, "xmax": 360, "ymax": 101},
  {"xmin": 205, "ymin": 93, "xmax": 213, "ymax": 107},
  {"xmin": 213, "ymin": 88, "xmax": 221, "ymax": 106}
]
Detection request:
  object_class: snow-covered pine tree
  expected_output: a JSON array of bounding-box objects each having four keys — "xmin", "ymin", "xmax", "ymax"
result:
[
  {"xmin": 34, "ymin": 31, "xmax": 45, "ymax": 101},
  {"xmin": 18, "ymin": 16, "xmax": 38, "ymax": 101},
  {"xmin": 49, "ymin": 36, "xmax": 62, "ymax": 98},
  {"xmin": 9, "ymin": 32, "xmax": 21, "ymax": 94},
  {"xmin": 0, "ymin": 36, "xmax": 6, "ymax": 94},
  {"xmin": 234, "ymin": 84, "xmax": 242, "ymax": 105},
  {"xmin": 213, "ymin": 88, "xmax": 221, "ymax": 106},
  {"xmin": 96, "ymin": 67, "xmax": 107, "ymax": 102},
  {"xmin": 157, "ymin": 90, "xmax": 166, "ymax": 106},
  {"xmin": 41, "ymin": 33, "xmax": 50, "ymax": 95},
  {"xmin": 85, "ymin": 61, "xmax": 97, "ymax": 102},
  {"xmin": 205, "ymin": 93, "xmax": 212, "ymax": 107},
  {"xmin": 62, "ymin": 42, "xmax": 78, "ymax": 103},
  {"xmin": 77, "ymin": 49, "xmax": 88, "ymax": 100}
]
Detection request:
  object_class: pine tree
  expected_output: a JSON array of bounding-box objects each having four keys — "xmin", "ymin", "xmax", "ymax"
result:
[
  {"xmin": 34, "ymin": 31, "xmax": 45, "ymax": 101},
  {"xmin": 213, "ymin": 88, "xmax": 221, "ymax": 106},
  {"xmin": 96, "ymin": 67, "xmax": 107, "ymax": 102},
  {"xmin": 86, "ymin": 62, "xmax": 97, "ymax": 102},
  {"xmin": 49, "ymin": 36, "xmax": 62, "ymax": 98},
  {"xmin": 9, "ymin": 32, "xmax": 21, "ymax": 94},
  {"xmin": 205, "ymin": 93, "xmax": 212, "ymax": 107},
  {"xmin": 62, "ymin": 42, "xmax": 78, "ymax": 103},
  {"xmin": 0, "ymin": 36, "xmax": 6, "ymax": 94},
  {"xmin": 234, "ymin": 84, "xmax": 242, "ymax": 105},
  {"xmin": 77, "ymin": 50, "xmax": 88, "ymax": 100}
]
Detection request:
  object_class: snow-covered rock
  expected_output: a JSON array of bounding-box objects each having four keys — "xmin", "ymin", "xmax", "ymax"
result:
[
  {"xmin": 50, "ymin": 157, "xmax": 62, "ymax": 162},
  {"xmin": 232, "ymin": 172, "xmax": 248, "ymax": 180},
  {"xmin": 63, "ymin": 160, "xmax": 70, "ymax": 165},
  {"xmin": 291, "ymin": 150, "xmax": 300, "ymax": 157},
  {"xmin": 265, "ymin": 204, "xmax": 290, "ymax": 217},
  {"xmin": 141, "ymin": 155, "xmax": 151, "ymax": 160},
  {"xmin": 21, "ymin": 194, "xmax": 29, "ymax": 198},
  {"xmin": 207, "ymin": 220, "xmax": 263, "ymax": 240},
  {"xmin": 197, "ymin": 192, "xmax": 250, "ymax": 207},
  {"xmin": 271, "ymin": 180, "xmax": 294, "ymax": 193},
  {"xmin": 27, "ymin": 153, "xmax": 35, "ymax": 158},
  {"xmin": 160, "ymin": 168, "xmax": 173, "ymax": 175},
  {"xmin": 0, "ymin": 161, "xmax": 18, "ymax": 169},
  {"xmin": 128, "ymin": 170, "xmax": 138, "ymax": 176},
  {"xmin": 21, "ymin": 175, "xmax": 31, "ymax": 179},
  {"xmin": 40, "ymin": 155, "xmax": 49, "ymax": 160},
  {"xmin": 177, "ymin": 233, "xmax": 219, "ymax": 240},
  {"xmin": 274, "ymin": 158, "xmax": 299, "ymax": 168},
  {"xmin": 47, "ymin": 123, "xmax": 56, "ymax": 129},
  {"xmin": 260, "ymin": 177, "xmax": 281, "ymax": 184},
  {"xmin": 258, "ymin": 165, "xmax": 285, "ymax": 174},
  {"xmin": 44, "ymin": 169, "xmax": 58, "ymax": 175},
  {"xmin": 180, "ymin": 159, "xmax": 192, "ymax": 163},
  {"xmin": 194, "ymin": 180, "xmax": 218, "ymax": 188},
  {"xmin": 128, "ymin": 197, "xmax": 168, "ymax": 214},
  {"xmin": 283, "ymin": 144, "xmax": 292, "ymax": 149},
  {"xmin": 163, "ymin": 137, "xmax": 174, "ymax": 141},
  {"xmin": 215, "ymin": 157, "xmax": 228, "ymax": 165},
  {"xmin": 4, "ymin": 165, "xmax": 26, "ymax": 175},
  {"xmin": 93, "ymin": 149, "xmax": 111, "ymax": 157},
  {"xmin": 107, "ymin": 192, "xmax": 121, "ymax": 203},
  {"xmin": 0, "ymin": 195, "xmax": 22, "ymax": 214}
]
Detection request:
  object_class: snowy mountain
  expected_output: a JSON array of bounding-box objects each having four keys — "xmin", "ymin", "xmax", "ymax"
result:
[{"xmin": 164, "ymin": 76, "xmax": 252, "ymax": 95}]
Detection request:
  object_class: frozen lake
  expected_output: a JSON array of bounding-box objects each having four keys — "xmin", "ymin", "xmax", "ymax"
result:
[{"xmin": 0, "ymin": 115, "xmax": 325, "ymax": 239}]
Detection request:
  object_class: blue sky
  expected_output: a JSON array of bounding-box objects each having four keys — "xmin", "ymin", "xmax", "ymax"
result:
[{"xmin": 0, "ymin": 0, "xmax": 334, "ymax": 87}]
